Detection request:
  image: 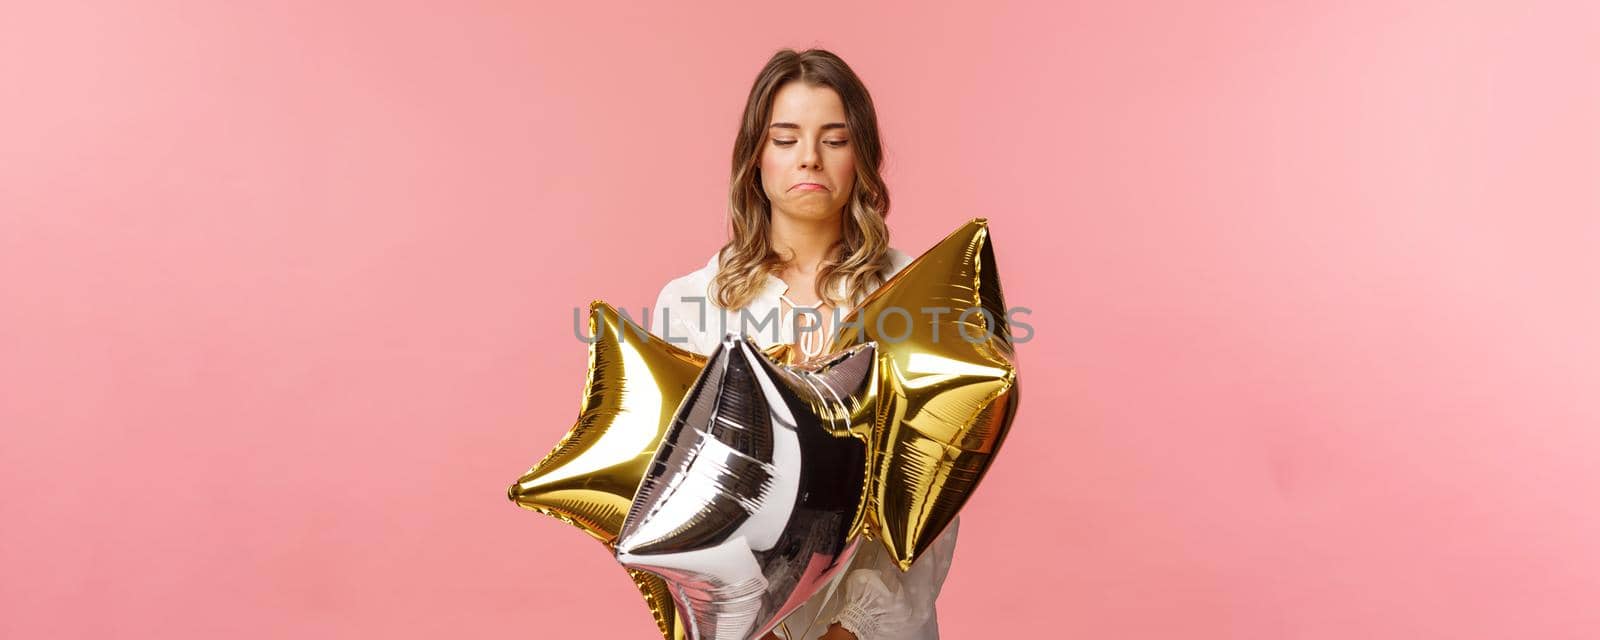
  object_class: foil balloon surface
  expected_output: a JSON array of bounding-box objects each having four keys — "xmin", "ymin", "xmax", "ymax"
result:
[
  {"xmin": 831, "ymin": 218, "xmax": 1021, "ymax": 570},
  {"xmin": 615, "ymin": 335, "xmax": 878, "ymax": 640},
  {"xmin": 507, "ymin": 302, "xmax": 791, "ymax": 640},
  {"xmin": 508, "ymin": 218, "xmax": 1021, "ymax": 638}
]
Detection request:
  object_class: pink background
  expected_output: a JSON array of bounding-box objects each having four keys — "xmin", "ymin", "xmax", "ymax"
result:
[{"xmin": 3, "ymin": 1, "xmax": 1598, "ymax": 637}]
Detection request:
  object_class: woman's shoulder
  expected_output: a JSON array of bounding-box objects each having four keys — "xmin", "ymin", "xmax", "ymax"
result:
[
  {"xmin": 654, "ymin": 251, "xmax": 720, "ymax": 305},
  {"xmin": 883, "ymin": 246, "xmax": 914, "ymax": 278},
  {"xmin": 658, "ymin": 246, "xmax": 911, "ymax": 302}
]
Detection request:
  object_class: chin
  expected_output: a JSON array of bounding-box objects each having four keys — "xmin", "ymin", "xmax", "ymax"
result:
[{"xmin": 776, "ymin": 201, "xmax": 843, "ymax": 221}]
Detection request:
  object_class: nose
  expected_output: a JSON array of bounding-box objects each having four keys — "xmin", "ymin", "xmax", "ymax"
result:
[{"xmin": 800, "ymin": 139, "xmax": 822, "ymax": 170}]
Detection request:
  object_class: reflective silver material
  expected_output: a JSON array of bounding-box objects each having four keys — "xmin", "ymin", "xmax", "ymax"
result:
[{"xmin": 615, "ymin": 334, "xmax": 876, "ymax": 640}]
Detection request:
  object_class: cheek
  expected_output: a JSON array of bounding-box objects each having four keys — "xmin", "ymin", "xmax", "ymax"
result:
[
  {"xmin": 832, "ymin": 157, "xmax": 856, "ymax": 194},
  {"xmin": 759, "ymin": 147, "xmax": 786, "ymax": 183},
  {"xmin": 756, "ymin": 152, "xmax": 777, "ymax": 192}
]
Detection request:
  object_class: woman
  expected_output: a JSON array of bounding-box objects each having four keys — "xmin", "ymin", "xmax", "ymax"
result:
[{"xmin": 650, "ymin": 48, "xmax": 960, "ymax": 640}]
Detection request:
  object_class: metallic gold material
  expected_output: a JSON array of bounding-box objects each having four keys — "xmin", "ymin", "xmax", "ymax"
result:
[
  {"xmin": 508, "ymin": 218, "xmax": 1020, "ymax": 638},
  {"xmin": 831, "ymin": 218, "xmax": 1021, "ymax": 571}
]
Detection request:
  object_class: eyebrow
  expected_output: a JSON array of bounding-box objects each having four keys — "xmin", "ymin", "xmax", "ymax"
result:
[{"xmin": 768, "ymin": 122, "xmax": 849, "ymax": 131}]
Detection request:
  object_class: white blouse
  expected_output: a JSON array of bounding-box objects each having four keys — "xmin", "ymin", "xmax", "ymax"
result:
[{"xmin": 649, "ymin": 247, "xmax": 960, "ymax": 640}]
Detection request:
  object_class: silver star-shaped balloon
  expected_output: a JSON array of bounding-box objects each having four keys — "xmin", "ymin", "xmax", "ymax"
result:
[{"xmin": 615, "ymin": 334, "xmax": 878, "ymax": 640}]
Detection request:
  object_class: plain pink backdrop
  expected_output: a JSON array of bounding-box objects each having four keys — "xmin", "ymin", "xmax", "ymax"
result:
[{"xmin": 3, "ymin": 1, "xmax": 1598, "ymax": 638}]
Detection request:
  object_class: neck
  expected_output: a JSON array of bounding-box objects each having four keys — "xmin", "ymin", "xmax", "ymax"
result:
[{"xmin": 768, "ymin": 210, "xmax": 843, "ymax": 274}]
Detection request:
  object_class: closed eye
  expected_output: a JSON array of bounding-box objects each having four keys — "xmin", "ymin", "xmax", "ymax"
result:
[{"xmin": 772, "ymin": 140, "xmax": 850, "ymax": 147}]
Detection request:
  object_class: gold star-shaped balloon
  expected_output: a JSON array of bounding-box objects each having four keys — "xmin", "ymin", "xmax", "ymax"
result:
[
  {"xmin": 831, "ymin": 218, "xmax": 1021, "ymax": 570},
  {"xmin": 507, "ymin": 301, "xmax": 791, "ymax": 640},
  {"xmin": 509, "ymin": 219, "xmax": 1019, "ymax": 636}
]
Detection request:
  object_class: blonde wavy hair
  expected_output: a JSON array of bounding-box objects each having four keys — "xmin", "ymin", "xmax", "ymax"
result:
[{"xmin": 711, "ymin": 48, "xmax": 893, "ymax": 311}]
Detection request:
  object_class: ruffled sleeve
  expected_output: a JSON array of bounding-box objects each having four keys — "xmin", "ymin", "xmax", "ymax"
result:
[
  {"xmin": 830, "ymin": 516, "xmax": 961, "ymax": 640},
  {"xmin": 651, "ymin": 278, "xmax": 704, "ymax": 353}
]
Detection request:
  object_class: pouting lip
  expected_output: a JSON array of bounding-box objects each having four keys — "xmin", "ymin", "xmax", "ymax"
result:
[{"xmin": 789, "ymin": 182, "xmax": 830, "ymax": 191}]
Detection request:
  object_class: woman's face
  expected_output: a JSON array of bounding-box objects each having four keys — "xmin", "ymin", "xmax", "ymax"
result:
[{"xmin": 759, "ymin": 82, "xmax": 856, "ymax": 222}]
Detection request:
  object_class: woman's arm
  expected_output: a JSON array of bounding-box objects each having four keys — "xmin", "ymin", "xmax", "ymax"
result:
[
  {"xmin": 830, "ymin": 516, "xmax": 961, "ymax": 640},
  {"xmin": 760, "ymin": 622, "xmax": 857, "ymax": 640}
]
